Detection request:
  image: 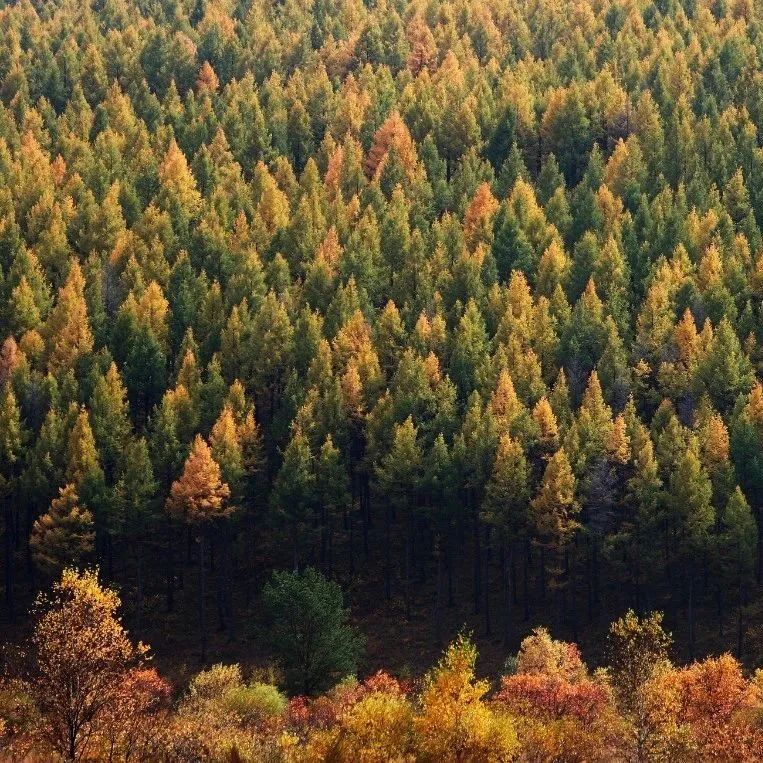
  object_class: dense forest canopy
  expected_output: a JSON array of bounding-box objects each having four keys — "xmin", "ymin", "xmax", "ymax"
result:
[{"xmin": 3, "ymin": 0, "xmax": 763, "ymax": 755}]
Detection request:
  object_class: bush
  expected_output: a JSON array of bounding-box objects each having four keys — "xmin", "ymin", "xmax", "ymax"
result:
[{"xmin": 226, "ymin": 682, "xmax": 288, "ymax": 723}]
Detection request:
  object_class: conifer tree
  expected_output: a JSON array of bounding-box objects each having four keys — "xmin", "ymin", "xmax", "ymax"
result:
[
  {"xmin": 166, "ymin": 435, "xmax": 232, "ymax": 660},
  {"xmin": 43, "ymin": 261, "xmax": 93, "ymax": 374},
  {"xmin": 315, "ymin": 435, "xmax": 349, "ymax": 574},
  {"xmin": 116, "ymin": 436, "xmax": 157, "ymax": 631},
  {"xmin": 667, "ymin": 440, "xmax": 714, "ymax": 658},
  {"xmin": 31, "ymin": 484, "xmax": 95, "ymax": 578},
  {"xmin": 0, "ymin": 385, "xmax": 24, "ymax": 618},
  {"xmin": 270, "ymin": 428, "xmax": 315, "ymax": 572},
  {"xmin": 530, "ymin": 447, "xmax": 579, "ymax": 610},
  {"xmin": 376, "ymin": 416, "xmax": 423, "ymax": 615},
  {"xmin": 481, "ymin": 434, "xmax": 529, "ymax": 643},
  {"xmin": 719, "ymin": 486, "xmax": 756, "ymax": 657},
  {"xmin": 90, "ymin": 363, "xmax": 131, "ymax": 483}
]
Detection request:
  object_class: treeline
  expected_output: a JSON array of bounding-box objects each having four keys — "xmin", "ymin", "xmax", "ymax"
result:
[
  {"xmin": 3, "ymin": 569, "xmax": 763, "ymax": 762},
  {"xmin": 2, "ymin": 0, "xmax": 763, "ymax": 665}
]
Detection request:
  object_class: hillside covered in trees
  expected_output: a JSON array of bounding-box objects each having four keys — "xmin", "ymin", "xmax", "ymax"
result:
[{"xmin": 4, "ymin": 0, "xmax": 763, "ymax": 755}]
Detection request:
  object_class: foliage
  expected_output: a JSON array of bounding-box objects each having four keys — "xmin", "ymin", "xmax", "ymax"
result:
[
  {"xmin": 0, "ymin": 0, "xmax": 762, "ymax": 753},
  {"xmin": 262, "ymin": 568, "xmax": 364, "ymax": 696},
  {"xmin": 28, "ymin": 569, "xmax": 153, "ymax": 762}
]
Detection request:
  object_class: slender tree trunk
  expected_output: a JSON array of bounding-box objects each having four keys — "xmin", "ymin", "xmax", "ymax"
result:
[
  {"xmin": 688, "ymin": 555, "xmax": 695, "ymax": 661},
  {"xmin": 473, "ymin": 505, "xmax": 481, "ymax": 615},
  {"xmin": 224, "ymin": 525, "xmax": 235, "ymax": 641},
  {"xmin": 68, "ymin": 722, "xmax": 77, "ymax": 762},
  {"xmin": 348, "ymin": 507, "xmax": 355, "ymax": 575},
  {"xmin": 199, "ymin": 530, "xmax": 207, "ymax": 662},
  {"xmin": 405, "ymin": 511, "xmax": 413, "ymax": 620},
  {"xmin": 327, "ymin": 518, "xmax": 333, "ymax": 578},
  {"xmin": 523, "ymin": 538, "xmax": 530, "ymax": 621},
  {"xmin": 587, "ymin": 537, "xmax": 594, "ymax": 623},
  {"xmin": 737, "ymin": 575, "xmax": 745, "ymax": 660},
  {"xmin": 539, "ymin": 545, "xmax": 546, "ymax": 602},
  {"xmin": 245, "ymin": 515, "xmax": 256, "ymax": 607},
  {"xmin": 592, "ymin": 539, "xmax": 600, "ymax": 615},
  {"xmin": 484, "ymin": 525, "xmax": 491, "ymax": 636},
  {"xmin": 385, "ymin": 506, "xmax": 391, "ymax": 601},
  {"xmin": 106, "ymin": 531, "xmax": 114, "ymax": 579},
  {"xmin": 136, "ymin": 545, "xmax": 144, "ymax": 635},
  {"xmin": 505, "ymin": 537, "xmax": 513, "ymax": 646},
  {"xmin": 447, "ymin": 524, "xmax": 454, "ymax": 606},
  {"xmin": 291, "ymin": 522, "xmax": 299, "ymax": 572},
  {"xmin": 4, "ymin": 502, "xmax": 14, "ymax": 622},
  {"xmin": 511, "ymin": 551, "xmax": 518, "ymax": 606},
  {"xmin": 362, "ymin": 478, "xmax": 370, "ymax": 561},
  {"xmin": 166, "ymin": 532, "xmax": 175, "ymax": 613},
  {"xmin": 435, "ymin": 540, "xmax": 443, "ymax": 646},
  {"xmin": 320, "ymin": 505, "xmax": 327, "ymax": 570},
  {"xmin": 569, "ymin": 546, "xmax": 578, "ymax": 642}
]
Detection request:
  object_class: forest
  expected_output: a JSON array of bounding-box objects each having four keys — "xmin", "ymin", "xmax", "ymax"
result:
[{"xmin": 2, "ymin": 0, "xmax": 763, "ymax": 757}]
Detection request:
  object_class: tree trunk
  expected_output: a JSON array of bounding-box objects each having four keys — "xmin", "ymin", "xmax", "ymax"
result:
[
  {"xmin": 447, "ymin": 525, "xmax": 454, "ymax": 606},
  {"xmin": 405, "ymin": 511, "xmax": 413, "ymax": 620},
  {"xmin": 320, "ymin": 505, "xmax": 328, "ymax": 571},
  {"xmin": 4, "ymin": 503, "xmax": 14, "ymax": 622},
  {"xmin": 569, "ymin": 546, "xmax": 578, "ymax": 642},
  {"xmin": 473, "ymin": 507, "xmax": 481, "ymax": 615},
  {"xmin": 435, "ymin": 540, "xmax": 443, "ymax": 646},
  {"xmin": 199, "ymin": 529, "xmax": 207, "ymax": 663},
  {"xmin": 737, "ymin": 575, "xmax": 745, "ymax": 660},
  {"xmin": 540, "ymin": 545, "xmax": 546, "ymax": 602},
  {"xmin": 592, "ymin": 539, "xmax": 600, "ymax": 615},
  {"xmin": 484, "ymin": 525, "xmax": 491, "ymax": 636},
  {"xmin": 348, "ymin": 507, "xmax": 355, "ymax": 575},
  {"xmin": 327, "ymin": 517, "xmax": 334, "ymax": 578},
  {"xmin": 136, "ymin": 545, "xmax": 144, "ymax": 635},
  {"xmin": 523, "ymin": 539, "xmax": 530, "ymax": 621},
  {"xmin": 687, "ymin": 556, "xmax": 695, "ymax": 661},
  {"xmin": 505, "ymin": 538, "xmax": 513, "ymax": 646},
  {"xmin": 384, "ymin": 506, "xmax": 391, "ymax": 601},
  {"xmin": 166, "ymin": 533, "xmax": 175, "ymax": 613}
]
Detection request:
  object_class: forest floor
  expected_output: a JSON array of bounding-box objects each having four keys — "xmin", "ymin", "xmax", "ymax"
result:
[{"xmin": 3, "ymin": 524, "xmax": 763, "ymax": 692}]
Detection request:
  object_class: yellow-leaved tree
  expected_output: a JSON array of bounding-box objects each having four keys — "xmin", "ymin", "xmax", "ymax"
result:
[
  {"xmin": 30, "ymin": 569, "xmax": 159, "ymax": 762},
  {"xmin": 413, "ymin": 634, "xmax": 518, "ymax": 761}
]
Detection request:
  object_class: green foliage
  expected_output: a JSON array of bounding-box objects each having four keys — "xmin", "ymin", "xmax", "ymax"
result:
[{"xmin": 262, "ymin": 568, "xmax": 364, "ymax": 695}]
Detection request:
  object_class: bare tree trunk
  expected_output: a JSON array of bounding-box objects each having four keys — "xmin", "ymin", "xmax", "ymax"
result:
[
  {"xmin": 688, "ymin": 555, "xmax": 695, "ymax": 661},
  {"xmin": 737, "ymin": 576, "xmax": 745, "ymax": 660},
  {"xmin": 505, "ymin": 537, "xmax": 513, "ymax": 646},
  {"xmin": 473, "ymin": 506, "xmax": 481, "ymax": 615},
  {"xmin": 384, "ymin": 506, "xmax": 391, "ymax": 601},
  {"xmin": 484, "ymin": 525, "xmax": 491, "ymax": 636},
  {"xmin": 199, "ymin": 530, "xmax": 207, "ymax": 663},
  {"xmin": 166, "ymin": 531, "xmax": 175, "ymax": 613},
  {"xmin": 435, "ymin": 540, "xmax": 444, "ymax": 646},
  {"xmin": 4, "ymin": 503, "xmax": 14, "ymax": 622}
]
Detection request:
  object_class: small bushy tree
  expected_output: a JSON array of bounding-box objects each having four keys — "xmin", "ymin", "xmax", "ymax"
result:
[{"xmin": 262, "ymin": 567, "xmax": 363, "ymax": 695}]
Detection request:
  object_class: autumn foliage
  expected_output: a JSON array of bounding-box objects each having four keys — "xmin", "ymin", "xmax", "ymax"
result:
[
  {"xmin": 2, "ymin": 0, "xmax": 763, "ymax": 757},
  {"xmin": 3, "ymin": 578, "xmax": 763, "ymax": 762}
]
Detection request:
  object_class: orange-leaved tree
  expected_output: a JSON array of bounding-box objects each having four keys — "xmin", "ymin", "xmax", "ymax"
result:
[{"xmin": 166, "ymin": 434, "xmax": 232, "ymax": 661}]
